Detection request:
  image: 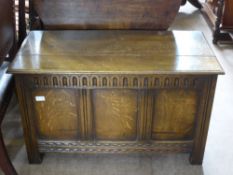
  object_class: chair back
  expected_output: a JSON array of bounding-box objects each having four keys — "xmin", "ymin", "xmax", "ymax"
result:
[{"xmin": 29, "ymin": 0, "xmax": 181, "ymax": 30}]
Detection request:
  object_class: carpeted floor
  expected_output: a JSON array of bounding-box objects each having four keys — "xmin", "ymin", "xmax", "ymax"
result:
[{"xmin": 1, "ymin": 3, "xmax": 233, "ymax": 175}]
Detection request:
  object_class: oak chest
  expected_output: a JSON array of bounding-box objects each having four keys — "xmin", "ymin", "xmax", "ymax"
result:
[{"xmin": 9, "ymin": 30, "xmax": 224, "ymax": 165}]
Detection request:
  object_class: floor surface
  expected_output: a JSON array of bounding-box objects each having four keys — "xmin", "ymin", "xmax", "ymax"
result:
[{"xmin": 1, "ymin": 3, "xmax": 233, "ymax": 175}]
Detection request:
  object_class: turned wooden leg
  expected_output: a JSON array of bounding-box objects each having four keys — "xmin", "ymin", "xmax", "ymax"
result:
[
  {"xmin": 0, "ymin": 131, "xmax": 17, "ymax": 175},
  {"xmin": 213, "ymin": 0, "xmax": 225, "ymax": 44}
]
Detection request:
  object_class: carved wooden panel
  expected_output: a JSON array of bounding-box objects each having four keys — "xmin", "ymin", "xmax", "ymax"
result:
[
  {"xmin": 27, "ymin": 75, "xmax": 204, "ymax": 89},
  {"xmin": 78, "ymin": 89, "xmax": 93, "ymax": 140},
  {"xmin": 152, "ymin": 89, "xmax": 198, "ymax": 140},
  {"xmin": 32, "ymin": 89, "xmax": 79, "ymax": 139},
  {"xmin": 93, "ymin": 90, "xmax": 138, "ymax": 140},
  {"xmin": 38, "ymin": 140, "xmax": 193, "ymax": 153}
]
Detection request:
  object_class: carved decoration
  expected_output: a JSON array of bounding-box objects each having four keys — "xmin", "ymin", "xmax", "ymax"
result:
[
  {"xmin": 133, "ymin": 78, "xmax": 138, "ymax": 87},
  {"xmin": 53, "ymin": 77, "xmax": 58, "ymax": 86},
  {"xmin": 72, "ymin": 77, "xmax": 78, "ymax": 86},
  {"xmin": 138, "ymin": 90, "xmax": 154, "ymax": 140},
  {"xmin": 92, "ymin": 77, "xmax": 97, "ymax": 86},
  {"xmin": 43, "ymin": 77, "xmax": 48, "ymax": 86},
  {"xmin": 113, "ymin": 77, "xmax": 118, "ymax": 87},
  {"xmin": 174, "ymin": 78, "xmax": 179, "ymax": 87},
  {"xmin": 38, "ymin": 140, "xmax": 193, "ymax": 153},
  {"xmin": 79, "ymin": 89, "xmax": 93, "ymax": 139},
  {"xmin": 28, "ymin": 75, "xmax": 204, "ymax": 89}
]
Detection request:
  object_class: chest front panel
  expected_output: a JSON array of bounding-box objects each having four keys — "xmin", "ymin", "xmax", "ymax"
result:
[{"xmin": 21, "ymin": 74, "xmax": 205, "ymax": 144}]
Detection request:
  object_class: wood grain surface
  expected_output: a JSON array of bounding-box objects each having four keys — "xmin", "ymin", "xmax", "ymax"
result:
[
  {"xmin": 93, "ymin": 90, "xmax": 138, "ymax": 140},
  {"xmin": 152, "ymin": 89, "xmax": 197, "ymax": 140},
  {"xmin": 9, "ymin": 30, "xmax": 224, "ymax": 75},
  {"xmin": 32, "ymin": 89, "xmax": 78, "ymax": 140},
  {"xmin": 31, "ymin": 0, "xmax": 182, "ymax": 30}
]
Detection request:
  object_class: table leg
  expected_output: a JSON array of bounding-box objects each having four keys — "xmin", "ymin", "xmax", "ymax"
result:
[{"xmin": 213, "ymin": 0, "xmax": 228, "ymax": 44}]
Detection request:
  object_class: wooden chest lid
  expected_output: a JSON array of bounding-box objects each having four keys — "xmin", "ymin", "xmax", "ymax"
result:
[{"xmin": 9, "ymin": 30, "xmax": 224, "ymax": 75}]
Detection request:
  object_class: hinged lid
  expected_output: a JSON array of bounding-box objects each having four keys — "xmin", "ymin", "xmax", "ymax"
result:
[{"xmin": 8, "ymin": 30, "xmax": 224, "ymax": 75}]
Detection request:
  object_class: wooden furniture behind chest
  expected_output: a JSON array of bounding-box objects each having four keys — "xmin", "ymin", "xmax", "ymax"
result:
[
  {"xmin": 9, "ymin": 30, "xmax": 223, "ymax": 165},
  {"xmin": 203, "ymin": 0, "xmax": 233, "ymax": 29},
  {"xmin": 202, "ymin": 0, "xmax": 233, "ymax": 43}
]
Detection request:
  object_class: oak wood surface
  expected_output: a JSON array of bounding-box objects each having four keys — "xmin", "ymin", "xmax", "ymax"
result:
[
  {"xmin": 152, "ymin": 89, "xmax": 197, "ymax": 140},
  {"xmin": 32, "ymin": 89, "xmax": 79, "ymax": 140},
  {"xmin": 93, "ymin": 89, "xmax": 138, "ymax": 140},
  {"xmin": 9, "ymin": 30, "xmax": 224, "ymax": 75}
]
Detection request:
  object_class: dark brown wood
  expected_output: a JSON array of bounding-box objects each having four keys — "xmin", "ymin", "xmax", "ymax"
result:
[
  {"xmin": 9, "ymin": 31, "xmax": 223, "ymax": 165},
  {"xmin": 213, "ymin": 0, "xmax": 227, "ymax": 44},
  {"xmin": 204, "ymin": 0, "xmax": 233, "ymax": 29},
  {"xmin": 18, "ymin": 0, "xmax": 27, "ymax": 45},
  {"xmin": 0, "ymin": 0, "xmax": 18, "ymax": 174},
  {"xmin": 222, "ymin": 0, "xmax": 233, "ymax": 28},
  {"xmin": 202, "ymin": 0, "xmax": 233, "ymax": 44},
  {"xmin": 28, "ymin": 0, "xmax": 182, "ymax": 30},
  {"xmin": 15, "ymin": 77, "xmax": 42, "ymax": 164},
  {"xmin": 181, "ymin": 0, "xmax": 203, "ymax": 9},
  {"xmin": 0, "ymin": 0, "xmax": 16, "ymax": 64}
]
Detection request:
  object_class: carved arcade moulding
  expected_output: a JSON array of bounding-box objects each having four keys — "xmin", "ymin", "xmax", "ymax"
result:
[{"xmin": 27, "ymin": 75, "xmax": 205, "ymax": 89}]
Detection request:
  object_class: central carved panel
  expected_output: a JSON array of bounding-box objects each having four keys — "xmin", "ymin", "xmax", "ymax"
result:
[{"xmin": 93, "ymin": 90, "xmax": 138, "ymax": 140}]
